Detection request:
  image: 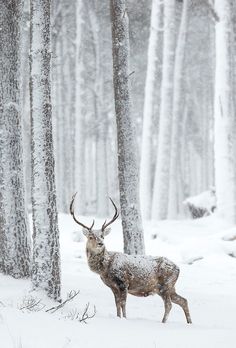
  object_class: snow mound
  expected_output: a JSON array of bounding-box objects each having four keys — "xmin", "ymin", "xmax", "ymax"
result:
[{"xmin": 183, "ymin": 189, "xmax": 216, "ymax": 212}]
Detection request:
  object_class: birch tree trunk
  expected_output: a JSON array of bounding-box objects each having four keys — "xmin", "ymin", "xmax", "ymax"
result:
[
  {"xmin": 152, "ymin": 0, "xmax": 176, "ymax": 220},
  {"xmin": 89, "ymin": 2, "xmax": 109, "ymax": 217},
  {"xmin": 168, "ymin": 0, "xmax": 189, "ymax": 219},
  {"xmin": 0, "ymin": 0, "xmax": 31, "ymax": 278},
  {"xmin": 110, "ymin": 0, "xmax": 145, "ymax": 255},
  {"xmin": 67, "ymin": 0, "xmax": 77, "ymax": 197},
  {"xmin": 75, "ymin": 0, "xmax": 87, "ymax": 215},
  {"xmin": 214, "ymin": 0, "xmax": 236, "ymax": 223},
  {"xmin": 60, "ymin": 0, "xmax": 76, "ymax": 212},
  {"xmin": 30, "ymin": 0, "xmax": 61, "ymax": 300},
  {"xmin": 140, "ymin": 0, "xmax": 163, "ymax": 220}
]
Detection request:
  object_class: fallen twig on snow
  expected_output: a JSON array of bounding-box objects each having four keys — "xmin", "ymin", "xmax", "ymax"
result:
[
  {"xmin": 65, "ymin": 302, "xmax": 96, "ymax": 324},
  {"xmin": 19, "ymin": 296, "xmax": 45, "ymax": 312},
  {"xmin": 46, "ymin": 290, "xmax": 80, "ymax": 314},
  {"xmin": 79, "ymin": 303, "xmax": 96, "ymax": 323}
]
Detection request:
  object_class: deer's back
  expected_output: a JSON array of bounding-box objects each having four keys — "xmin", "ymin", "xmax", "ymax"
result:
[{"xmin": 105, "ymin": 253, "xmax": 179, "ymax": 296}]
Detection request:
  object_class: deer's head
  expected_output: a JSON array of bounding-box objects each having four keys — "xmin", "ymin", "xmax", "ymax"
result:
[{"xmin": 70, "ymin": 193, "xmax": 119, "ymax": 254}]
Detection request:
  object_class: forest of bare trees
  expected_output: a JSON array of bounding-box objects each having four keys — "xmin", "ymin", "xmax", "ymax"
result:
[{"xmin": 1, "ymin": 0, "xmax": 236, "ymax": 301}]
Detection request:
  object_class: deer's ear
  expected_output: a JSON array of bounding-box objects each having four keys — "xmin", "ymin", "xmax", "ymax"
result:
[
  {"xmin": 82, "ymin": 228, "xmax": 89, "ymax": 237},
  {"xmin": 103, "ymin": 228, "xmax": 111, "ymax": 236}
]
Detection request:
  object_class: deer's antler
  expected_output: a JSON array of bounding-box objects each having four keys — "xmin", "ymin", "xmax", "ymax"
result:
[
  {"xmin": 70, "ymin": 193, "xmax": 94, "ymax": 230},
  {"xmin": 101, "ymin": 197, "xmax": 119, "ymax": 231}
]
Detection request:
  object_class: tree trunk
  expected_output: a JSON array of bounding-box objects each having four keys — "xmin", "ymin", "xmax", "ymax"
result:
[
  {"xmin": 89, "ymin": 3, "xmax": 109, "ymax": 217},
  {"xmin": 168, "ymin": 0, "xmax": 189, "ymax": 219},
  {"xmin": 110, "ymin": 0, "xmax": 145, "ymax": 255},
  {"xmin": 0, "ymin": 0, "xmax": 31, "ymax": 278},
  {"xmin": 140, "ymin": 0, "xmax": 163, "ymax": 220},
  {"xmin": 30, "ymin": 0, "xmax": 61, "ymax": 300},
  {"xmin": 152, "ymin": 0, "xmax": 176, "ymax": 220},
  {"xmin": 214, "ymin": 0, "xmax": 236, "ymax": 223},
  {"xmin": 75, "ymin": 0, "xmax": 87, "ymax": 215}
]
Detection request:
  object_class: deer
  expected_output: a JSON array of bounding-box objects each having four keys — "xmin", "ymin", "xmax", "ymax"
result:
[{"xmin": 70, "ymin": 193, "xmax": 192, "ymax": 324}]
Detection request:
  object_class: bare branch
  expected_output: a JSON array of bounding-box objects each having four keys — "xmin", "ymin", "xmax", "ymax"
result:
[
  {"xmin": 79, "ymin": 303, "xmax": 96, "ymax": 324},
  {"xmin": 19, "ymin": 296, "xmax": 45, "ymax": 312},
  {"xmin": 64, "ymin": 303, "xmax": 96, "ymax": 323},
  {"xmin": 46, "ymin": 290, "xmax": 80, "ymax": 314}
]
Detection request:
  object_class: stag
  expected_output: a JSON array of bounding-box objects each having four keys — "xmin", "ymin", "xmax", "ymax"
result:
[{"xmin": 70, "ymin": 194, "xmax": 192, "ymax": 323}]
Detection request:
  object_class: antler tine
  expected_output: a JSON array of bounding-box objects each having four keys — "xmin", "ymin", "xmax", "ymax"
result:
[
  {"xmin": 102, "ymin": 197, "xmax": 119, "ymax": 231},
  {"xmin": 69, "ymin": 193, "xmax": 77, "ymax": 215},
  {"xmin": 90, "ymin": 220, "xmax": 95, "ymax": 230},
  {"xmin": 101, "ymin": 219, "xmax": 107, "ymax": 231},
  {"xmin": 70, "ymin": 193, "xmax": 94, "ymax": 231}
]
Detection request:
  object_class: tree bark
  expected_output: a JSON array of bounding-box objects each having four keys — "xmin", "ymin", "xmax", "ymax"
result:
[
  {"xmin": 214, "ymin": 0, "xmax": 236, "ymax": 223},
  {"xmin": 152, "ymin": 0, "xmax": 176, "ymax": 220},
  {"xmin": 75, "ymin": 0, "xmax": 87, "ymax": 215},
  {"xmin": 0, "ymin": 0, "xmax": 31, "ymax": 278},
  {"xmin": 140, "ymin": 0, "xmax": 163, "ymax": 220},
  {"xmin": 30, "ymin": 0, "xmax": 61, "ymax": 300},
  {"xmin": 110, "ymin": 0, "xmax": 145, "ymax": 254},
  {"xmin": 168, "ymin": 0, "xmax": 189, "ymax": 219}
]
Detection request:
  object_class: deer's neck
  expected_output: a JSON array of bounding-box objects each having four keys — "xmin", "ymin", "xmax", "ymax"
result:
[{"xmin": 87, "ymin": 248, "xmax": 110, "ymax": 274}]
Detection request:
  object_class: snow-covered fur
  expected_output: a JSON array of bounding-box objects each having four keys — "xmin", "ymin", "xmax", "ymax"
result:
[{"xmin": 82, "ymin": 227, "xmax": 192, "ymax": 323}]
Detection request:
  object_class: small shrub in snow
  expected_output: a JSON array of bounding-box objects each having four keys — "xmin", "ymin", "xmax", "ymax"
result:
[
  {"xmin": 64, "ymin": 303, "xmax": 96, "ymax": 324},
  {"xmin": 183, "ymin": 188, "xmax": 216, "ymax": 219},
  {"xmin": 18, "ymin": 296, "xmax": 45, "ymax": 312}
]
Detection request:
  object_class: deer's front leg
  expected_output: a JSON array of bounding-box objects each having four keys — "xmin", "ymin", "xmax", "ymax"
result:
[
  {"xmin": 111, "ymin": 288, "xmax": 122, "ymax": 317},
  {"xmin": 110, "ymin": 276, "xmax": 128, "ymax": 318}
]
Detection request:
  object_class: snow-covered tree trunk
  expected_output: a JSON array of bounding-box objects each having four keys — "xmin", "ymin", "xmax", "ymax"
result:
[
  {"xmin": 152, "ymin": 0, "xmax": 176, "ymax": 220},
  {"xmin": 60, "ymin": 17, "xmax": 71, "ymax": 212},
  {"xmin": 89, "ymin": 3, "xmax": 109, "ymax": 217},
  {"xmin": 0, "ymin": 0, "xmax": 31, "ymax": 278},
  {"xmin": 67, "ymin": 0, "xmax": 77, "ymax": 197},
  {"xmin": 54, "ymin": 39, "xmax": 63, "ymax": 212},
  {"xmin": 214, "ymin": 0, "xmax": 236, "ymax": 223},
  {"xmin": 30, "ymin": 0, "xmax": 61, "ymax": 299},
  {"xmin": 21, "ymin": 2, "xmax": 32, "ymax": 209},
  {"xmin": 75, "ymin": 0, "xmax": 87, "ymax": 215},
  {"xmin": 140, "ymin": 0, "xmax": 163, "ymax": 220},
  {"xmin": 110, "ymin": 0, "xmax": 145, "ymax": 255},
  {"xmin": 60, "ymin": 0, "xmax": 76, "ymax": 212},
  {"xmin": 52, "ymin": 0, "xmax": 76, "ymax": 214},
  {"xmin": 168, "ymin": 0, "xmax": 189, "ymax": 219},
  {"xmin": 95, "ymin": 114, "xmax": 109, "ymax": 217}
]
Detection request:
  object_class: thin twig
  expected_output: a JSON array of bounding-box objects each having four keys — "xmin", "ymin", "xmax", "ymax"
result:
[
  {"xmin": 79, "ymin": 303, "xmax": 96, "ymax": 324},
  {"xmin": 19, "ymin": 299, "xmax": 42, "ymax": 311},
  {"xmin": 128, "ymin": 71, "xmax": 135, "ymax": 78},
  {"xmin": 19, "ymin": 297, "xmax": 45, "ymax": 312},
  {"xmin": 46, "ymin": 290, "xmax": 80, "ymax": 314}
]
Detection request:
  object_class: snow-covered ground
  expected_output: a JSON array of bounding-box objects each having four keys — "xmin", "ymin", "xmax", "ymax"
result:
[{"xmin": 1, "ymin": 214, "xmax": 236, "ymax": 348}]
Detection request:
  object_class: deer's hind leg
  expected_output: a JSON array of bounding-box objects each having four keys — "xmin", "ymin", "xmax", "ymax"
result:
[
  {"xmin": 161, "ymin": 293, "xmax": 172, "ymax": 323},
  {"xmin": 170, "ymin": 292, "xmax": 192, "ymax": 324},
  {"xmin": 120, "ymin": 287, "xmax": 128, "ymax": 318}
]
